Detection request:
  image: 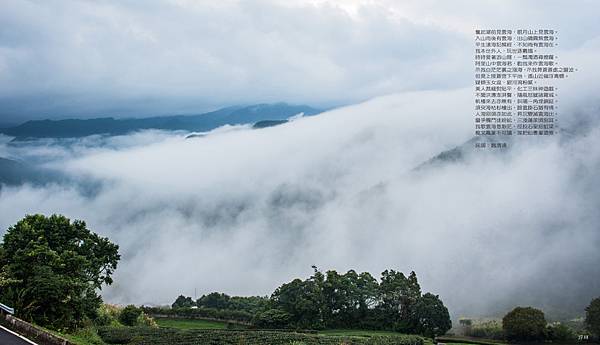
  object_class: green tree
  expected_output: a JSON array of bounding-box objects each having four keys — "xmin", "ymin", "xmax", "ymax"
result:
[
  {"xmin": 378, "ymin": 270, "xmax": 422, "ymax": 332},
  {"xmin": 502, "ymin": 306, "xmax": 547, "ymax": 341},
  {"xmin": 321, "ymin": 269, "xmax": 378, "ymax": 329},
  {"xmin": 413, "ymin": 293, "xmax": 452, "ymax": 338},
  {"xmin": 585, "ymin": 297, "xmax": 600, "ymax": 337},
  {"xmin": 267, "ymin": 267, "xmax": 449, "ymax": 333},
  {"xmin": 271, "ymin": 266, "xmax": 325, "ymax": 329},
  {"xmin": 228, "ymin": 295, "xmax": 270, "ymax": 314},
  {"xmin": 197, "ymin": 292, "xmax": 231, "ymax": 309},
  {"xmin": 172, "ymin": 295, "xmax": 195, "ymax": 308},
  {"xmin": 0, "ymin": 214, "xmax": 120, "ymax": 330},
  {"xmin": 119, "ymin": 305, "xmax": 141, "ymax": 326}
]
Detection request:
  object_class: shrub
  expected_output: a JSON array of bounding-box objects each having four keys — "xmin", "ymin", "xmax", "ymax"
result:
[
  {"xmin": 502, "ymin": 307, "xmax": 546, "ymax": 341},
  {"xmin": 546, "ymin": 323, "xmax": 577, "ymax": 342},
  {"xmin": 465, "ymin": 320, "xmax": 504, "ymax": 340},
  {"xmin": 119, "ymin": 305, "xmax": 142, "ymax": 326},
  {"xmin": 253, "ymin": 309, "xmax": 292, "ymax": 329},
  {"xmin": 142, "ymin": 306, "xmax": 254, "ymax": 323},
  {"xmin": 136, "ymin": 311, "xmax": 158, "ymax": 328},
  {"xmin": 95, "ymin": 304, "xmax": 121, "ymax": 327}
]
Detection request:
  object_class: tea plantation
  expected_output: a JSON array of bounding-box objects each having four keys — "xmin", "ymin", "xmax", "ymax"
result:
[{"xmin": 97, "ymin": 327, "xmax": 425, "ymax": 345}]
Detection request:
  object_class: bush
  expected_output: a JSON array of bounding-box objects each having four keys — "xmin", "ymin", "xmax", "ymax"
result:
[
  {"xmin": 136, "ymin": 311, "xmax": 158, "ymax": 328},
  {"xmin": 586, "ymin": 297, "xmax": 600, "ymax": 337},
  {"xmin": 119, "ymin": 305, "xmax": 142, "ymax": 326},
  {"xmin": 465, "ymin": 320, "xmax": 504, "ymax": 340},
  {"xmin": 546, "ymin": 323, "xmax": 577, "ymax": 342},
  {"xmin": 502, "ymin": 307, "xmax": 546, "ymax": 341},
  {"xmin": 95, "ymin": 304, "xmax": 121, "ymax": 327},
  {"xmin": 142, "ymin": 306, "xmax": 254, "ymax": 323},
  {"xmin": 253, "ymin": 309, "xmax": 292, "ymax": 329}
]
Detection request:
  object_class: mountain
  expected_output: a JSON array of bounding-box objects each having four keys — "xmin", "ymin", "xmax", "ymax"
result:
[
  {"xmin": 252, "ymin": 119, "xmax": 288, "ymax": 129},
  {"xmin": 414, "ymin": 135, "xmax": 516, "ymax": 171},
  {"xmin": 0, "ymin": 157, "xmax": 63, "ymax": 186},
  {"xmin": 0, "ymin": 103, "xmax": 322, "ymax": 139}
]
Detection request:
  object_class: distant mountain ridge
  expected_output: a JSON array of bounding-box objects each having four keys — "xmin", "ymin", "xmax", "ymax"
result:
[
  {"xmin": 1, "ymin": 103, "xmax": 322, "ymax": 139},
  {"xmin": 0, "ymin": 157, "xmax": 65, "ymax": 186}
]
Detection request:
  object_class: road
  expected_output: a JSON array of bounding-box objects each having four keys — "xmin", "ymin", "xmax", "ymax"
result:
[{"xmin": 0, "ymin": 326, "xmax": 37, "ymax": 345}]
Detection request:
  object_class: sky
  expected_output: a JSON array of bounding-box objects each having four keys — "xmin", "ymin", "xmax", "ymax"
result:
[
  {"xmin": 1, "ymin": 0, "xmax": 600, "ymax": 320},
  {"xmin": 1, "ymin": 0, "xmax": 600, "ymax": 123}
]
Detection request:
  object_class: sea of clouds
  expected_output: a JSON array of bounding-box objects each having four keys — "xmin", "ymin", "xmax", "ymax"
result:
[
  {"xmin": 1, "ymin": 77, "xmax": 600, "ymax": 319},
  {"xmin": 2, "ymin": 0, "xmax": 600, "ymax": 319}
]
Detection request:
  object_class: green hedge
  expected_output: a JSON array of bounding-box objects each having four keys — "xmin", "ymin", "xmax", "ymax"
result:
[
  {"xmin": 98, "ymin": 327, "xmax": 425, "ymax": 345},
  {"xmin": 141, "ymin": 306, "xmax": 254, "ymax": 323}
]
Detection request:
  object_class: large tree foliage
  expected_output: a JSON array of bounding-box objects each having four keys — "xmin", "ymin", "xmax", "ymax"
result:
[
  {"xmin": 378, "ymin": 270, "xmax": 422, "ymax": 332},
  {"xmin": 322, "ymin": 269, "xmax": 379, "ymax": 328},
  {"xmin": 170, "ymin": 267, "xmax": 451, "ymax": 336},
  {"xmin": 195, "ymin": 293, "xmax": 269, "ymax": 314},
  {"xmin": 586, "ymin": 297, "xmax": 600, "ymax": 336},
  {"xmin": 270, "ymin": 267, "xmax": 450, "ymax": 335},
  {"xmin": 271, "ymin": 271, "xmax": 326, "ymax": 329},
  {"xmin": 502, "ymin": 306, "xmax": 547, "ymax": 341},
  {"xmin": 0, "ymin": 214, "xmax": 120, "ymax": 330},
  {"xmin": 412, "ymin": 293, "xmax": 452, "ymax": 337},
  {"xmin": 172, "ymin": 295, "xmax": 195, "ymax": 309}
]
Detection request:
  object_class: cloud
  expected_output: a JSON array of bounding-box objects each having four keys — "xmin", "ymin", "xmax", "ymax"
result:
[
  {"xmin": 0, "ymin": 0, "xmax": 469, "ymax": 120},
  {"xmin": 1, "ymin": 75, "xmax": 600, "ymax": 318},
  {"xmin": 3, "ymin": 0, "xmax": 599, "ymax": 121},
  {"xmin": 2, "ymin": 0, "xmax": 600, "ymax": 319}
]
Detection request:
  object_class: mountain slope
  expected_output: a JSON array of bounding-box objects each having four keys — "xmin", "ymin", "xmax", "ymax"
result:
[
  {"xmin": 0, "ymin": 157, "xmax": 63, "ymax": 186},
  {"xmin": 1, "ymin": 103, "xmax": 322, "ymax": 139}
]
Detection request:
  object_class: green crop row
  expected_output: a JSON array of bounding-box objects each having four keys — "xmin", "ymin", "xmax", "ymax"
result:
[{"xmin": 97, "ymin": 327, "xmax": 425, "ymax": 345}]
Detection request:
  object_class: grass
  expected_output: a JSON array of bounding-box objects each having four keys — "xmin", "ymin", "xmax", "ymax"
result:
[
  {"xmin": 155, "ymin": 317, "xmax": 244, "ymax": 330},
  {"xmin": 44, "ymin": 326, "xmax": 107, "ymax": 345}
]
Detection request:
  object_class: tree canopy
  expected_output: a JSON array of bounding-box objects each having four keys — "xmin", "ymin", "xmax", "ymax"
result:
[
  {"xmin": 586, "ymin": 297, "xmax": 600, "ymax": 337},
  {"xmin": 172, "ymin": 267, "xmax": 451, "ymax": 337},
  {"xmin": 0, "ymin": 214, "xmax": 120, "ymax": 330},
  {"xmin": 172, "ymin": 295, "xmax": 195, "ymax": 309},
  {"xmin": 502, "ymin": 306, "xmax": 547, "ymax": 341}
]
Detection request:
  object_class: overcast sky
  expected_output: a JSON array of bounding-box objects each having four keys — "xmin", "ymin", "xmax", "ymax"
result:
[{"xmin": 1, "ymin": 0, "xmax": 600, "ymax": 124}]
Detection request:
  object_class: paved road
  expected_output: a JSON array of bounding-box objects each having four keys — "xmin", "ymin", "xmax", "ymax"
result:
[{"xmin": 0, "ymin": 326, "xmax": 36, "ymax": 345}]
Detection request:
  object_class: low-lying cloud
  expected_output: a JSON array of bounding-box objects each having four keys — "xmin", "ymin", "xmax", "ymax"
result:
[{"xmin": 1, "ymin": 75, "xmax": 600, "ymax": 319}]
